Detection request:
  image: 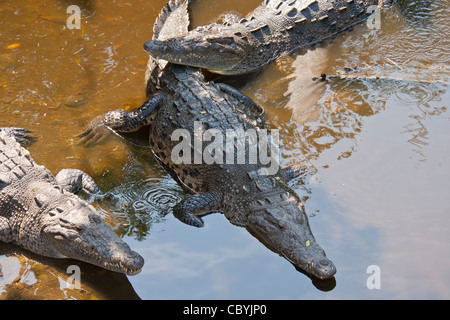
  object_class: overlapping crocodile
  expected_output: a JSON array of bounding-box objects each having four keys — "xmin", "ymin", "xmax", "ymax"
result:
[
  {"xmin": 144, "ymin": 0, "xmax": 383, "ymax": 74},
  {"xmin": 0, "ymin": 127, "xmax": 144, "ymax": 275},
  {"xmin": 79, "ymin": 0, "xmax": 336, "ymax": 279}
]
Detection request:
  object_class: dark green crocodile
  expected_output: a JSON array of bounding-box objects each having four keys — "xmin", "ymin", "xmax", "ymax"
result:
[
  {"xmin": 79, "ymin": 0, "xmax": 336, "ymax": 279},
  {"xmin": 0, "ymin": 127, "xmax": 144, "ymax": 275},
  {"xmin": 144, "ymin": 0, "xmax": 383, "ymax": 74}
]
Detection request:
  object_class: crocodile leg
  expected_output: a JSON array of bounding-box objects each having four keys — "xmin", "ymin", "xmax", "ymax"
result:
[
  {"xmin": 102, "ymin": 93, "xmax": 165, "ymax": 133},
  {"xmin": 79, "ymin": 93, "xmax": 165, "ymax": 146},
  {"xmin": 55, "ymin": 169, "xmax": 100, "ymax": 194},
  {"xmin": 215, "ymin": 83, "xmax": 264, "ymax": 116},
  {"xmin": 172, "ymin": 191, "xmax": 223, "ymax": 228}
]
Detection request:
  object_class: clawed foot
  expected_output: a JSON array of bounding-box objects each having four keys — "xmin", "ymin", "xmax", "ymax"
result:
[
  {"xmin": 0, "ymin": 127, "xmax": 33, "ymax": 144},
  {"xmin": 77, "ymin": 116, "xmax": 112, "ymax": 147},
  {"xmin": 55, "ymin": 168, "xmax": 100, "ymax": 194},
  {"xmin": 173, "ymin": 199, "xmax": 206, "ymax": 228},
  {"xmin": 174, "ymin": 211, "xmax": 205, "ymax": 228}
]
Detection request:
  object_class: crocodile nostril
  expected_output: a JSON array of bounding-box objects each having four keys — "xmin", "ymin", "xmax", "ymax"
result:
[
  {"xmin": 89, "ymin": 214, "xmax": 102, "ymax": 223},
  {"xmin": 319, "ymin": 259, "xmax": 330, "ymax": 267}
]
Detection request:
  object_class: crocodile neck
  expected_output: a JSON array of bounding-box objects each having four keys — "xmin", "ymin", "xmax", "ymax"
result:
[{"xmin": 2, "ymin": 180, "xmax": 72, "ymax": 258}]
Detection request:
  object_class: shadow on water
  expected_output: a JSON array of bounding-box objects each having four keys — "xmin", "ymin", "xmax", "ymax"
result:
[
  {"xmin": 80, "ymin": 129, "xmax": 185, "ymax": 241},
  {"xmin": 0, "ymin": 243, "xmax": 140, "ymax": 300}
]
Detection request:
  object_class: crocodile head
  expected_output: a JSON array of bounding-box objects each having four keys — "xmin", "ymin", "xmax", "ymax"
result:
[
  {"xmin": 240, "ymin": 185, "xmax": 336, "ymax": 279},
  {"xmin": 144, "ymin": 25, "xmax": 250, "ymax": 75},
  {"xmin": 35, "ymin": 189, "xmax": 144, "ymax": 275}
]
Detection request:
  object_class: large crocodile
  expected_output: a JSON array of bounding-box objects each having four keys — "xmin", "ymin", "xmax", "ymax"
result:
[
  {"xmin": 79, "ymin": 0, "xmax": 336, "ymax": 279},
  {"xmin": 0, "ymin": 127, "xmax": 144, "ymax": 275},
  {"xmin": 144, "ymin": 0, "xmax": 383, "ymax": 74}
]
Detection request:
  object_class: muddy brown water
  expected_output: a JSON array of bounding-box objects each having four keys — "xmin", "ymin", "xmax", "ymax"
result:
[{"xmin": 0, "ymin": 0, "xmax": 449, "ymax": 299}]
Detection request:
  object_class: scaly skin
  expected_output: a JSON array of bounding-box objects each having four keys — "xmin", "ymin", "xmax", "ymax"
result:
[
  {"xmin": 144, "ymin": 0, "xmax": 381, "ymax": 74},
  {"xmin": 80, "ymin": 0, "xmax": 336, "ymax": 279},
  {"xmin": 0, "ymin": 128, "xmax": 144, "ymax": 275}
]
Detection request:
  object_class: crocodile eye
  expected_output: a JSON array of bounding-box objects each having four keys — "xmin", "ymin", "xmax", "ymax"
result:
[
  {"xmin": 266, "ymin": 217, "xmax": 287, "ymax": 231},
  {"xmin": 89, "ymin": 214, "xmax": 102, "ymax": 223},
  {"xmin": 214, "ymin": 37, "xmax": 235, "ymax": 45},
  {"xmin": 59, "ymin": 217, "xmax": 70, "ymax": 225}
]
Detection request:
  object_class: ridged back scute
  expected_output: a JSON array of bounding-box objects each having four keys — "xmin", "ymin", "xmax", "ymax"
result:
[
  {"xmin": 146, "ymin": 0, "xmax": 191, "ymax": 95},
  {"xmin": 0, "ymin": 132, "xmax": 36, "ymax": 187},
  {"xmin": 152, "ymin": 0, "xmax": 190, "ymax": 41}
]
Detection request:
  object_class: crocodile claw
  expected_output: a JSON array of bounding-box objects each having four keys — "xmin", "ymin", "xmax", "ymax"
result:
[
  {"xmin": 177, "ymin": 213, "xmax": 205, "ymax": 228},
  {"xmin": 77, "ymin": 116, "xmax": 111, "ymax": 147},
  {"xmin": 173, "ymin": 204, "xmax": 205, "ymax": 228},
  {"xmin": 173, "ymin": 198, "xmax": 205, "ymax": 228},
  {"xmin": 172, "ymin": 192, "xmax": 223, "ymax": 228},
  {"xmin": 0, "ymin": 127, "xmax": 32, "ymax": 144}
]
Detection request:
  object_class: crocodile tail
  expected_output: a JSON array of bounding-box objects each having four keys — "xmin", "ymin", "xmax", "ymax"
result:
[
  {"xmin": 146, "ymin": 0, "xmax": 191, "ymax": 95},
  {"xmin": 152, "ymin": 0, "xmax": 190, "ymax": 41}
]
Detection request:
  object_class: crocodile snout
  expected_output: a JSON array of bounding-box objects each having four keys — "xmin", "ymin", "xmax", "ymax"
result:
[
  {"xmin": 313, "ymin": 258, "xmax": 337, "ymax": 280},
  {"xmin": 144, "ymin": 40, "xmax": 167, "ymax": 54}
]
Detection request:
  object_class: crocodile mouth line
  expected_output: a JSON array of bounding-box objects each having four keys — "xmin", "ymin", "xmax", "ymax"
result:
[
  {"xmin": 102, "ymin": 261, "xmax": 142, "ymax": 276},
  {"xmin": 74, "ymin": 244, "xmax": 143, "ymax": 276},
  {"xmin": 48, "ymin": 232, "xmax": 143, "ymax": 276}
]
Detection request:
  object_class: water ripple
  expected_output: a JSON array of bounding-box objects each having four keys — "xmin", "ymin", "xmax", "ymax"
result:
[
  {"xmin": 97, "ymin": 176, "xmax": 184, "ymax": 240},
  {"xmin": 395, "ymin": 82, "xmax": 444, "ymax": 105}
]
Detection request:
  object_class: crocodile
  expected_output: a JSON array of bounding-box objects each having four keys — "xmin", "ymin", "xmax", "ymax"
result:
[
  {"xmin": 314, "ymin": 63, "xmax": 450, "ymax": 85},
  {"xmin": 143, "ymin": 0, "xmax": 383, "ymax": 75},
  {"xmin": 0, "ymin": 127, "xmax": 144, "ymax": 275},
  {"xmin": 79, "ymin": 0, "xmax": 336, "ymax": 279}
]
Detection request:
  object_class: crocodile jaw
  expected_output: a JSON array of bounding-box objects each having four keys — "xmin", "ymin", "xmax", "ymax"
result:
[
  {"xmin": 144, "ymin": 35, "xmax": 247, "ymax": 75},
  {"xmin": 40, "ymin": 199, "xmax": 144, "ymax": 276},
  {"xmin": 245, "ymin": 199, "xmax": 336, "ymax": 280}
]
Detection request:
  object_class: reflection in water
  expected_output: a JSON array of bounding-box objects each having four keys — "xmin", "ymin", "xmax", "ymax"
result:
[
  {"xmin": 397, "ymin": 81, "xmax": 448, "ymax": 163},
  {"xmin": 403, "ymin": 102, "xmax": 448, "ymax": 162},
  {"xmin": 254, "ymin": 58, "xmax": 449, "ymax": 167},
  {"xmin": 284, "ymin": 48, "xmax": 333, "ymax": 123},
  {"xmin": 0, "ymin": 244, "xmax": 140, "ymax": 300}
]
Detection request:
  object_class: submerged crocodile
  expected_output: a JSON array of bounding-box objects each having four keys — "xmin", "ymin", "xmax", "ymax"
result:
[
  {"xmin": 144, "ymin": 0, "xmax": 382, "ymax": 74},
  {"xmin": 79, "ymin": 0, "xmax": 336, "ymax": 279},
  {"xmin": 314, "ymin": 63, "xmax": 450, "ymax": 85},
  {"xmin": 0, "ymin": 127, "xmax": 144, "ymax": 275}
]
